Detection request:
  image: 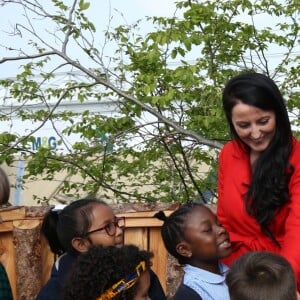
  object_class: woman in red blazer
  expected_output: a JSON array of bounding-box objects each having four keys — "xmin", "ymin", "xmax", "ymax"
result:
[{"xmin": 217, "ymin": 72, "xmax": 300, "ymax": 289}]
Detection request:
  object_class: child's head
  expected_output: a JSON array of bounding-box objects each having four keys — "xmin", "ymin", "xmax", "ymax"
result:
[
  {"xmin": 155, "ymin": 202, "xmax": 231, "ymax": 271},
  {"xmin": 0, "ymin": 167, "xmax": 10, "ymax": 206},
  {"xmin": 41, "ymin": 198, "xmax": 125, "ymax": 255},
  {"xmin": 226, "ymin": 251, "xmax": 298, "ymax": 300},
  {"xmin": 63, "ymin": 244, "xmax": 153, "ymax": 300}
]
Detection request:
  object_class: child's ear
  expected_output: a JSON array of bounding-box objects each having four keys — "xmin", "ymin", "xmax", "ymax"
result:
[
  {"xmin": 176, "ymin": 241, "xmax": 192, "ymax": 258},
  {"xmin": 71, "ymin": 237, "xmax": 90, "ymax": 253}
]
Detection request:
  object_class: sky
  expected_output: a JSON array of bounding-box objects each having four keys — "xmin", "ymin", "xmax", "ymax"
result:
[
  {"xmin": 0, "ymin": 0, "xmax": 180, "ymax": 78},
  {"xmin": 0, "ymin": 0, "xmax": 294, "ymax": 80}
]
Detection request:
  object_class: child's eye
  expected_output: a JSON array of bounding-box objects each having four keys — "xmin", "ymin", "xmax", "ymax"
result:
[{"xmin": 202, "ymin": 227, "xmax": 212, "ymax": 232}]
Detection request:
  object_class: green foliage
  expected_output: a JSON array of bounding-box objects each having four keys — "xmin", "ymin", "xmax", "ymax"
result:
[{"xmin": 0, "ymin": 0, "xmax": 299, "ymax": 203}]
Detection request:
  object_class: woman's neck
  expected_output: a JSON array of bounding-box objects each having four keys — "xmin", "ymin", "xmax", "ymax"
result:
[{"xmin": 250, "ymin": 151, "xmax": 260, "ymax": 170}]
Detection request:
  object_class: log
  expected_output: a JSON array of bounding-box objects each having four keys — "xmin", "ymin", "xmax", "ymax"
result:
[{"xmin": 13, "ymin": 220, "xmax": 42, "ymax": 300}]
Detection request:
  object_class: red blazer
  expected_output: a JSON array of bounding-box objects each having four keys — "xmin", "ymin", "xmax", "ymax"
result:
[{"xmin": 217, "ymin": 137, "xmax": 300, "ymax": 287}]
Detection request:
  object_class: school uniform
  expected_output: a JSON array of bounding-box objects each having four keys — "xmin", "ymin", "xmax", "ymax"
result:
[
  {"xmin": 174, "ymin": 263, "xmax": 230, "ymax": 300},
  {"xmin": 36, "ymin": 252, "xmax": 166, "ymax": 300},
  {"xmin": 0, "ymin": 263, "xmax": 13, "ymax": 300},
  {"xmin": 173, "ymin": 283, "xmax": 202, "ymax": 300}
]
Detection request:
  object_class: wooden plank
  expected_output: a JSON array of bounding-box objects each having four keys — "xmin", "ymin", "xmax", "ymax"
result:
[
  {"xmin": 0, "ymin": 207, "xmax": 26, "ymax": 222},
  {"xmin": 118, "ymin": 210, "xmax": 174, "ymax": 228},
  {"xmin": 148, "ymin": 227, "xmax": 167, "ymax": 294},
  {"xmin": 40, "ymin": 235, "xmax": 55, "ymax": 286},
  {"xmin": 124, "ymin": 217, "xmax": 164, "ymax": 227},
  {"xmin": 117, "ymin": 210, "xmax": 174, "ymax": 218},
  {"xmin": 0, "ymin": 221, "xmax": 13, "ymax": 233},
  {"xmin": 0, "ymin": 232, "xmax": 16, "ymax": 300},
  {"xmin": 124, "ymin": 227, "xmax": 148, "ymax": 250}
]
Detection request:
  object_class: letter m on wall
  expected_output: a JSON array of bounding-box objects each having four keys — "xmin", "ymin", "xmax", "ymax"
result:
[{"xmin": 32, "ymin": 137, "xmax": 41, "ymax": 151}]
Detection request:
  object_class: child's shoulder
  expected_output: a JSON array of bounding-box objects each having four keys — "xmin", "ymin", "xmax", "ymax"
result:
[{"xmin": 173, "ymin": 283, "xmax": 202, "ymax": 300}]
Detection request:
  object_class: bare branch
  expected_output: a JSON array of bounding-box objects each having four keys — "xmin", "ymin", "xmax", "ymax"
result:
[{"xmin": 0, "ymin": 51, "xmax": 55, "ymax": 63}]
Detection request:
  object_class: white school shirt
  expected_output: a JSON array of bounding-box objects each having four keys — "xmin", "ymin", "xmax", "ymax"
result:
[{"xmin": 183, "ymin": 263, "xmax": 230, "ymax": 300}]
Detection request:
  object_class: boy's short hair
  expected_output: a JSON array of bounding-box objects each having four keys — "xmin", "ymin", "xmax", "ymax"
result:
[{"xmin": 226, "ymin": 251, "xmax": 297, "ymax": 300}]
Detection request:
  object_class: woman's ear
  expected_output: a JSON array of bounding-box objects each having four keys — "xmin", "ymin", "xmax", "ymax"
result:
[
  {"xmin": 71, "ymin": 237, "xmax": 90, "ymax": 253},
  {"xmin": 175, "ymin": 241, "xmax": 192, "ymax": 258}
]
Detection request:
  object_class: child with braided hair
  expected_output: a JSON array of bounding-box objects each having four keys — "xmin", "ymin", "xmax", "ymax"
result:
[
  {"xmin": 155, "ymin": 201, "xmax": 232, "ymax": 300},
  {"xmin": 63, "ymin": 244, "xmax": 153, "ymax": 300}
]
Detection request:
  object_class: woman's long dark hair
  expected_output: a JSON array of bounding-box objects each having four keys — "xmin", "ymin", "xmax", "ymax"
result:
[{"xmin": 222, "ymin": 72, "xmax": 294, "ymax": 246}]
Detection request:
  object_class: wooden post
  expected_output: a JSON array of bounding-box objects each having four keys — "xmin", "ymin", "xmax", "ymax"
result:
[{"xmin": 13, "ymin": 219, "xmax": 42, "ymax": 300}]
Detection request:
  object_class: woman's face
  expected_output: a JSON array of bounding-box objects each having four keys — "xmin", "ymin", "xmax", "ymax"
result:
[{"xmin": 231, "ymin": 102, "xmax": 276, "ymax": 154}]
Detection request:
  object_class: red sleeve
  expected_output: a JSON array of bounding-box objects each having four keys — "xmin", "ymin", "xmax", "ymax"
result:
[{"xmin": 279, "ymin": 141, "xmax": 300, "ymax": 290}]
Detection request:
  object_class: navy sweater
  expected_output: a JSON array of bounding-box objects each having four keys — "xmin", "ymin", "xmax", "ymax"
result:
[{"xmin": 36, "ymin": 253, "xmax": 166, "ymax": 300}]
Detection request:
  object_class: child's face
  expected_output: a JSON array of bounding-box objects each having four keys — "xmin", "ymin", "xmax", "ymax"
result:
[
  {"xmin": 87, "ymin": 204, "xmax": 124, "ymax": 248},
  {"xmin": 181, "ymin": 205, "xmax": 231, "ymax": 269},
  {"xmin": 133, "ymin": 270, "xmax": 151, "ymax": 300}
]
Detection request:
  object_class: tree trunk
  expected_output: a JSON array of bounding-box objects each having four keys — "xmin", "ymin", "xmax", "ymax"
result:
[{"xmin": 13, "ymin": 220, "xmax": 42, "ymax": 300}]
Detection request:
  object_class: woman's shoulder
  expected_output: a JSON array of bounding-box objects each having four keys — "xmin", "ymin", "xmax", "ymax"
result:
[
  {"xmin": 220, "ymin": 140, "xmax": 247, "ymax": 160},
  {"xmin": 291, "ymin": 137, "xmax": 300, "ymax": 162},
  {"xmin": 292, "ymin": 136, "xmax": 300, "ymax": 149}
]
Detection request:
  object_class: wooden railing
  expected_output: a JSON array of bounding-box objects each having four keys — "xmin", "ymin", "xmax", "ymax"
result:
[{"xmin": 0, "ymin": 204, "xmax": 180, "ymax": 300}]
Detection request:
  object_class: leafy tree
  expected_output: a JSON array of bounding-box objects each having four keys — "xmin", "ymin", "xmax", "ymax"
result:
[{"xmin": 0, "ymin": 0, "xmax": 299, "ymax": 203}]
